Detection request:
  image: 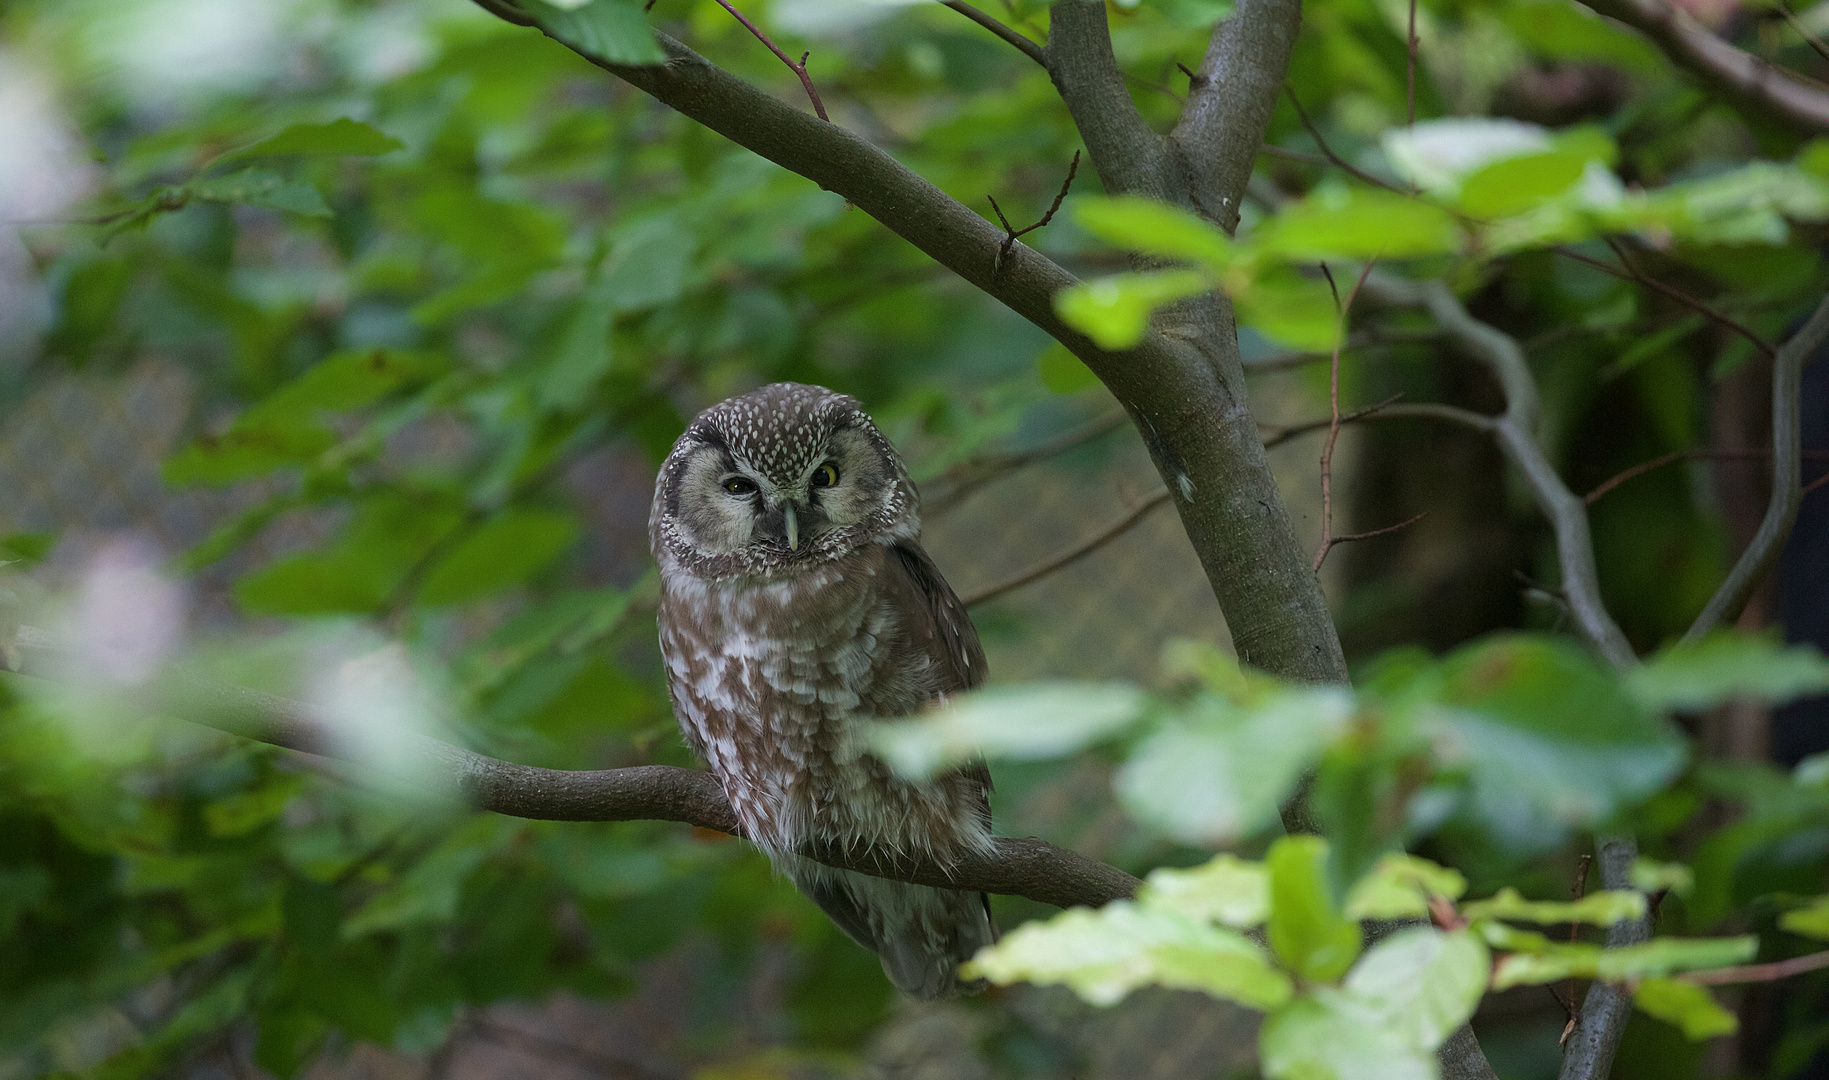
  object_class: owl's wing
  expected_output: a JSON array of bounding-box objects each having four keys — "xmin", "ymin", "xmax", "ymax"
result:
[{"xmin": 889, "ymin": 542, "xmax": 988, "ymax": 695}]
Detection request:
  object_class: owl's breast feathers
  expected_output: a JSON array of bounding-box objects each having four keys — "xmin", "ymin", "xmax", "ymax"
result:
[{"xmin": 657, "ymin": 540, "xmax": 991, "ymax": 864}]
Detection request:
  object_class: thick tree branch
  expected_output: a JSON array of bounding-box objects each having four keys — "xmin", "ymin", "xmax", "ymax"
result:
[
  {"xmin": 1577, "ymin": 0, "xmax": 1829, "ymax": 132},
  {"xmin": 1043, "ymin": 0, "xmax": 1183, "ymax": 201},
  {"xmin": 1171, "ymin": 0, "xmax": 1306, "ymax": 231},
  {"xmin": 1684, "ymin": 291, "xmax": 1829, "ymax": 639},
  {"xmin": 3, "ymin": 626, "xmax": 1139, "ymax": 910}
]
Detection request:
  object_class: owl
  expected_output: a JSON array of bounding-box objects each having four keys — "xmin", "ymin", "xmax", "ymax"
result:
[{"xmin": 649, "ymin": 382, "xmax": 994, "ymax": 999}]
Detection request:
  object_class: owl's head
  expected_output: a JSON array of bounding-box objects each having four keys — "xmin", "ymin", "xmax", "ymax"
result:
[{"xmin": 650, "ymin": 383, "xmax": 919, "ymax": 579}]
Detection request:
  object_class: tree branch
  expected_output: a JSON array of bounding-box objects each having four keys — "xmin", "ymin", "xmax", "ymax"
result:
[
  {"xmin": 1043, "ymin": 0, "xmax": 1183, "ymax": 201},
  {"xmin": 1171, "ymin": 0, "xmax": 1306, "ymax": 231},
  {"xmin": 940, "ymin": 0, "xmax": 1046, "ymax": 67},
  {"xmin": 1576, "ymin": 0, "xmax": 1829, "ymax": 133},
  {"xmin": 1550, "ymin": 243, "xmax": 1773, "ymax": 360},
  {"xmin": 707, "ymin": 0, "xmax": 828, "ymax": 120},
  {"xmin": 1683, "ymin": 291, "xmax": 1829, "ymax": 639},
  {"xmin": 3, "ymin": 626, "xmax": 1140, "ymax": 910},
  {"xmin": 1558, "ymin": 835, "xmax": 1650, "ymax": 1080}
]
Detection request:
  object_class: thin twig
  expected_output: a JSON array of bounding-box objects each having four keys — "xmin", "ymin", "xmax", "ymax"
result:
[
  {"xmin": 1313, "ymin": 260, "xmax": 1380, "ymax": 572},
  {"xmin": 940, "ymin": 0, "xmax": 1046, "ymax": 67},
  {"xmin": 1327, "ymin": 512, "xmax": 1427, "ymax": 549},
  {"xmin": 1552, "ymin": 244, "xmax": 1774, "ymax": 359},
  {"xmin": 1557, "ymin": 853, "xmax": 1594, "ymax": 1046},
  {"xmin": 1261, "ymin": 393, "xmax": 1405, "ymax": 448},
  {"xmin": 709, "ymin": 0, "xmax": 829, "ymax": 120},
  {"xmin": 1242, "ymin": 329, "xmax": 1442, "ymax": 372},
  {"xmin": 988, "ymin": 151, "xmax": 1081, "ymax": 274},
  {"xmin": 1686, "ymin": 948, "xmax": 1829, "ymax": 985},
  {"xmin": 1283, "ymin": 91, "xmax": 1412, "ymax": 195},
  {"xmin": 962, "ymin": 489, "xmax": 1172, "ymax": 607},
  {"xmin": 1775, "ymin": 0, "xmax": 1829, "ymax": 67},
  {"xmin": 1584, "ymin": 447, "xmax": 1829, "ymax": 504},
  {"xmin": 1406, "ymin": 0, "xmax": 1419, "ymax": 126},
  {"xmin": 925, "ymin": 411, "xmax": 1128, "ymax": 516},
  {"xmin": 1685, "ymin": 290, "xmax": 1829, "ymax": 639}
]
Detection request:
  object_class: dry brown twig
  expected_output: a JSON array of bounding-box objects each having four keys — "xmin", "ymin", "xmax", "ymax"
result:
[
  {"xmin": 708, "ymin": 0, "xmax": 829, "ymax": 121},
  {"xmin": 988, "ymin": 151, "xmax": 1082, "ymax": 275},
  {"xmin": 1551, "ymin": 243, "xmax": 1774, "ymax": 359}
]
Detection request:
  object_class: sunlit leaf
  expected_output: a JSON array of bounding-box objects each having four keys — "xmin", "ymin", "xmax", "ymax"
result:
[
  {"xmin": 868, "ymin": 681, "xmax": 1146, "ymax": 779},
  {"xmin": 1142, "ymin": 854, "xmax": 1269, "ymax": 928},
  {"xmin": 188, "ymin": 169, "xmax": 330, "ymax": 217},
  {"xmin": 1257, "ymin": 187, "xmax": 1462, "ymax": 260},
  {"xmin": 1484, "ymin": 922, "xmax": 1755, "ymax": 988},
  {"xmin": 1626, "ymin": 632, "xmax": 1829, "ymax": 713},
  {"xmin": 1383, "ymin": 118, "xmax": 1552, "ymax": 194},
  {"xmin": 1344, "ymin": 853, "xmax": 1469, "ymax": 921},
  {"xmin": 1461, "ymin": 886, "xmax": 1647, "ymax": 926},
  {"xmin": 226, "ymin": 118, "xmax": 404, "ymax": 160},
  {"xmin": 1634, "ymin": 978, "xmax": 1739, "ymax": 1040},
  {"xmin": 1115, "ymin": 685, "xmax": 1353, "ymax": 844},
  {"xmin": 1456, "ymin": 151, "xmax": 1590, "ymax": 218},
  {"xmin": 1054, "ymin": 270, "xmax": 1213, "ymax": 349},
  {"xmin": 1266, "ymin": 836, "xmax": 1363, "ymax": 983},
  {"xmin": 1343, "ymin": 927, "xmax": 1490, "ymax": 1051},
  {"xmin": 1260, "ymin": 992, "xmax": 1436, "ymax": 1080},
  {"xmin": 1074, "ymin": 196, "xmax": 1234, "ymax": 267},
  {"xmin": 1778, "ymin": 895, "xmax": 1829, "ymax": 941},
  {"xmin": 961, "ymin": 901, "xmax": 1293, "ymax": 1009}
]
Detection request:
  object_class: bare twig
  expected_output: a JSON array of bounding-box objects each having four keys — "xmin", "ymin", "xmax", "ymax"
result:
[
  {"xmin": 3, "ymin": 626, "xmax": 1140, "ymax": 910},
  {"xmin": 1686, "ymin": 948, "xmax": 1829, "ymax": 985},
  {"xmin": 1326, "ymin": 512, "xmax": 1427, "ymax": 551},
  {"xmin": 1551, "ymin": 244, "xmax": 1775, "ymax": 359},
  {"xmin": 709, "ymin": 0, "xmax": 829, "ymax": 120},
  {"xmin": 1313, "ymin": 260, "xmax": 1382, "ymax": 572},
  {"xmin": 1584, "ymin": 447, "xmax": 1829, "ymax": 505},
  {"xmin": 1556, "ymin": 853, "xmax": 1594, "ymax": 1046},
  {"xmin": 941, "ymin": 0, "xmax": 1046, "ymax": 67},
  {"xmin": 1775, "ymin": 0, "xmax": 1829, "ymax": 67},
  {"xmin": 1242, "ymin": 330, "xmax": 1443, "ymax": 372},
  {"xmin": 1261, "ymin": 393, "xmax": 1405, "ymax": 448},
  {"xmin": 924, "ymin": 412, "xmax": 1128, "ymax": 516},
  {"xmin": 1406, "ymin": 0, "xmax": 1419, "ymax": 126},
  {"xmin": 1283, "ymin": 91, "xmax": 1412, "ymax": 195},
  {"xmin": 1574, "ymin": 0, "xmax": 1829, "ymax": 133},
  {"xmin": 988, "ymin": 151, "xmax": 1081, "ymax": 274},
  {"xmin": 1805, "ymin": 469, "xmax": 1829, "ymax": 497},
  {"xmin": 1684, "ymin": 291, "xmax": 1829, "ymax": 640},
  {"xmin": 961, "ymin": 489, "xmax": 1172, "ymax": 607}
]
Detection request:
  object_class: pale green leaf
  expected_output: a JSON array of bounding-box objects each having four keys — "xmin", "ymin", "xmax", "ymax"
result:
[
  {"xmin": 1257, "ymin": 187, "xmax": 1462, "ymax": 260},
  {"xmin": 416, "ymin": 510, "xmax": 580, "ymax": 606},
  {"xmin": 1344, "ymin": 854, "xmax": 1469, "ymax": 921},
  {"xmin": 1074, "ymin": 196, "xmax": 1234, "ymax": 267},
  {"xmin": 1232, "ymin": 267, "xmax": 1340, "ymax": 350},
  {"xmin": 1630, "ymin": 858, "xmax": 1696, "ymax": 897},
  {"xmin": 1343, "ymin": 928, "xmax": 1491, "ymax": 1052},
  {"xmin": 1054, "ymin": 270, "xmax": 1212, "ymax": 350},
  {"xmin": 961, "ymin": 901, "xmax": 1293, "ymax": 1009},
  {"xmin": 1634, "ymin": 978, "xmax": 1739, "ymax": 1040},
  {"xmin": 227, "ymin": 118, "xmax": 403, "ymax": 159},
  {"xmin": 1260, "ymin": 993, "xmax": 1437, "ymax": 1080},
  {"xmin": 527, "ymin": 0, "xmax": 666, "ymax": 66},
  {"xmin": 1142, "ymin": 854, "xmax": 1269, "ymax": 928},
  {"xmin": 1778, "ymin": 895, "xmax": 1829, "ymax": 941},
  {"xmin": 1267, "ymin": 835, "xmax": 1363, "ymax": 983},
  {"xmin": 1484, "ymin": 923, "xmax": 1756, "ymax": 987},
  {"xmin": 1383, "ymin": 118, "xmax": 1552, "ymax": 194},
  {"xmin": 868, "ymin": 681, "xmax": 1146, "ymax": 779},
  {"xmin": 1115, "ymin": 685, "xmax": 1353, "ymax": 844},
  {"xmin": 188, "ymin": 169, "xmax": 330, "ymax": 217},
  {"xmin": 1461, "ymin": 886, "xmax": 1647, "ymax": 926},
  {"xmin": 1456, "ymin": 151, "xmax": 1590, "ymax": 218},
  {"xmin": 1626, "ymin": 632, "xmax": 1829, "ymax": 713}
]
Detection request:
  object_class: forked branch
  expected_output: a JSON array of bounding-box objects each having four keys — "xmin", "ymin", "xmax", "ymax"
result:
[{"xmin": 709, "ymin": 0, "xmax": 830, "ymax": 120}]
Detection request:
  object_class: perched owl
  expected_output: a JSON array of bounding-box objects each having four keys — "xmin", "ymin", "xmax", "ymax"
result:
[{"xmin": 649, "ymin": 382, "xmax": 994, "ymax": 999}]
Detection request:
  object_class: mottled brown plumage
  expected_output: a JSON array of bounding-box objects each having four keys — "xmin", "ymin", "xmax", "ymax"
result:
[{"xmin": 649, "ymin": 383, "xmax": 994, "ymax": 998}]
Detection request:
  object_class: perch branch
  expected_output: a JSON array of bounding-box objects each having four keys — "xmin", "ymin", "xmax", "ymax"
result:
[
  {"xmin": 2, "ymin": 626, "xmax": 1139, "ymax": 910},
  {"xmin": 940, "ymin": 0, "xmax": 1046, "ymax": 67},
  {"xmin": 1684, "ymin": 290, "xmax": 1829, "ymax": 640}
]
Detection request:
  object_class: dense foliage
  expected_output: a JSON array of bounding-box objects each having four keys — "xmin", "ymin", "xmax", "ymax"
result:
[{"xmin": 3, "ymin": 0, "xmax": 1829, "ymax": 1076}]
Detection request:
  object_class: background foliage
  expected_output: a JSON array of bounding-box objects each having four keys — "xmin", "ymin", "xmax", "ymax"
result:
[{"xmin": 2, "ymin": 0, "xmax": 1829, "ymax": 1076}]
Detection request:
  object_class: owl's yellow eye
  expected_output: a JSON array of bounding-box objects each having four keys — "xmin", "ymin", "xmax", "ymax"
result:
[
  {"xmin": 723, "ymin": 476, "xmax": 758, "ymax": 496},
  {"xmin": 811, "ymin": 463, "xmax": 840, "ymax": 488}
]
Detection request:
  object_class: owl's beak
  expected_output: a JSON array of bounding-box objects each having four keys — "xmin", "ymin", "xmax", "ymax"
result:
[{"xmin": 783, "ymin": 503, "xmax": 800, "ymax": 551}]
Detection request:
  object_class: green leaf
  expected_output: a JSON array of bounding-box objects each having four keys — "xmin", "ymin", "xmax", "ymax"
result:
[
  {"xmin": 1142, "ymin": 854, "xmax": 1270, "ymax": 928},
  {"xmin": 416, "ymin": 510, "xmax": 580, "ymax": 606},
  {"xmin": 1343, "ymin": 927, "xmax": 1491, "ymax": 1052},
  {"xmin": 1073, "ymin": 196, "xmax": 1234, "ymax": 267},
  {"xmin": 528, "ymin": 0, "xmax": 666, "ymax": 66},
  {"xmin": 1344, "ymin": 853, "xmax": 1469, "ymax": 921},
  {"xmin": 1456, "ymin": 151, "xmax": 1591, "ymax": 218},
  {"xmin": 1257, "ymin": 187, "xmax": 1463, "ymax": 260},
  {"xmin": 961, "ymin": 901, "xmax": 1293, "ymax": 1009},
  {"xmin": 868, "ymin": 681, "xmax": 1146, "ymax": 779},
  {"xmin": 1626, "ymin": 632, "xmax": 1829, "ymax": 713},
  {"xmin": 1424, "ymin": 634, "xmax": 1687, "ymax": 847},
  {"xmin": 1266, "ymin": 836, "xmax": 1363, "ymax": 983},
  {"xmin": 227, "ymin": 118, "xmax": 404, "ymax": 160},
  {"xmin": 1634, "ymin": 978, "xmax": 1739, "ymax": 1040},
  {"xmin": 1036, "ymin": 343, "xmax": 1101, "ymax": 394},
  {"xmin": 1461, "ymin": 886, "xmax": 1647, "ymax": 926},
  {"xmin": 1778, "ymin": 895, "xmax": 1829, "ymax": 941},
  {"xmin": 188, "ymin": 168, "xmax": 331, "ymax": 217},
  {"xmin": 163, "ymin": 422, "xmax": 339, "ymax": 486},
  {"xmin": 1232, "ymin": 267, "xmax": 1341, "ymax": 350},
  {"xmin": 1383, "ymin": 118, "xmax": 1552, "ymax": 194},
  {"xmin": 247, "ymin": 349, "xmax": 452, "ymax": 424},
  {"xmin": 344, "ymin": 821, "xmax": 499, "ymax": 936},
  {"xmin": 1485, "ymin": 923, "xmax": 1755, "ymax": 988},
  {"xmin": 1115, "ymin": 685, "xmax": 1353, "ymax": 845},
  {"xmin": 1260, "ymin": 993, "xmax": 1435, "ymax": 1080},
  {"xmin": 1055, "ymin": 270, "xmax": 1213, "ymax": 350},
  {"xmin": 1630, "ymin": 858, "xmax": 1696, "ymax": 897}
]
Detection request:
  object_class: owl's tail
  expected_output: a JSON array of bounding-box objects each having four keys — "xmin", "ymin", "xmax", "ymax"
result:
[{"xmin": 790, "ymin": 861, "xmax": 996, "ymax": 999}]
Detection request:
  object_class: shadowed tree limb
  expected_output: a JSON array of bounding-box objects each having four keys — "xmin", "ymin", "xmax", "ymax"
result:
[
  {"xmin": 3, "ymin": 626, "xmax": 1141, "ymax": 910},
  {"xmin": 1684, "ymin": 292, "xmax": 1829, "ymax": 639}
]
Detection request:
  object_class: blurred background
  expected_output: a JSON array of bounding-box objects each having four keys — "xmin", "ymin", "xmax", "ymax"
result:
[{"xmin": 1, "ymin": 0, "xmax": 1826, "ymax": 1077}]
